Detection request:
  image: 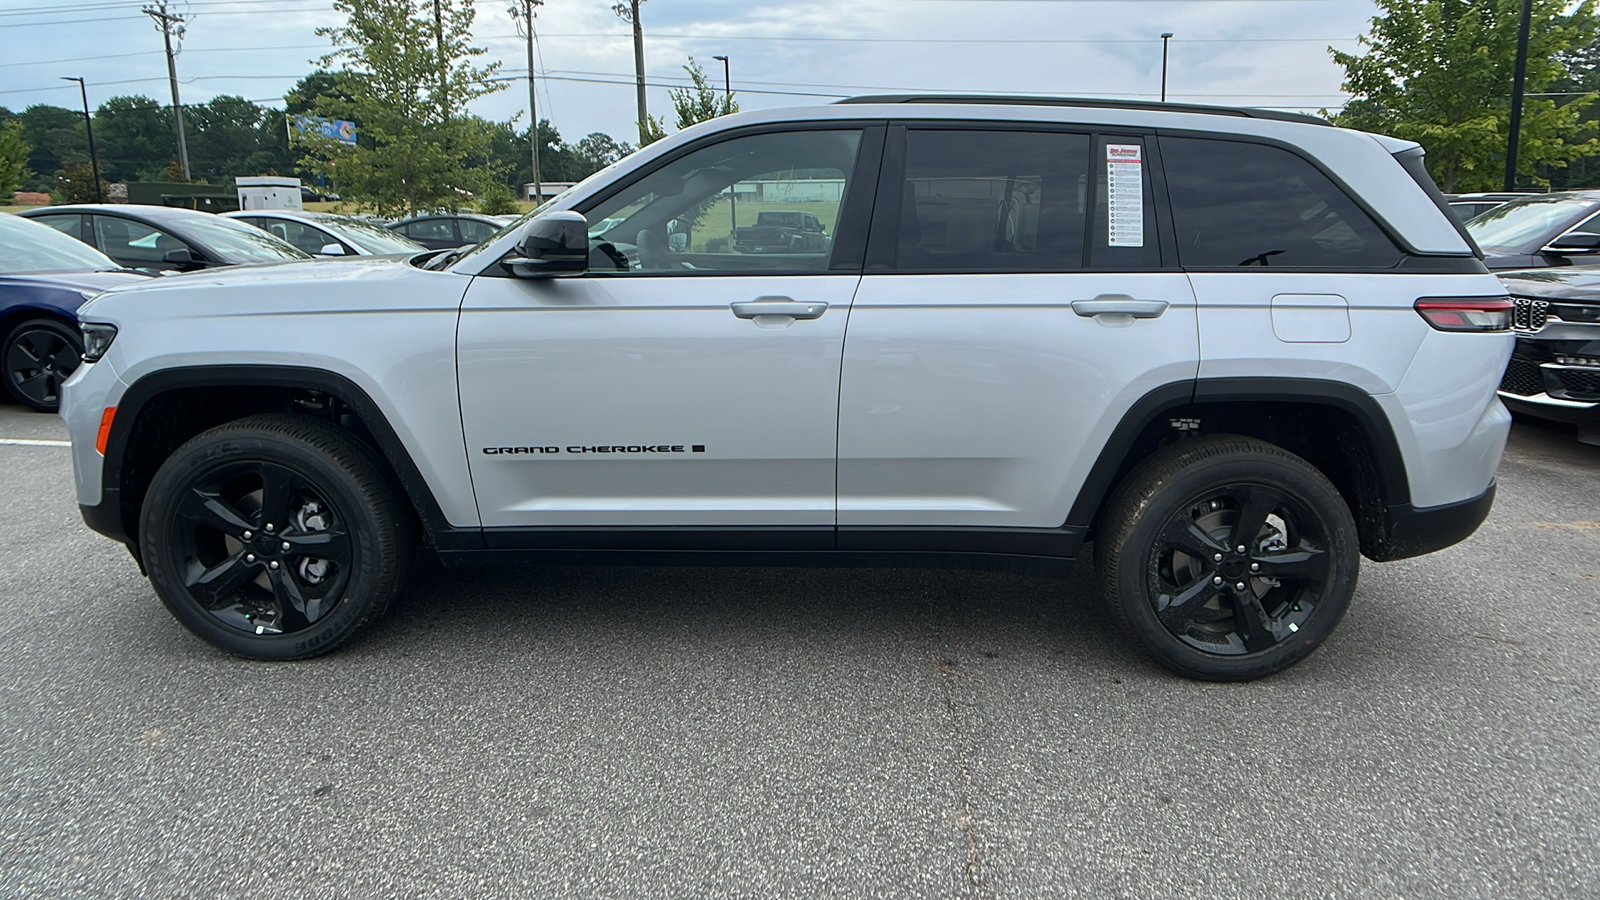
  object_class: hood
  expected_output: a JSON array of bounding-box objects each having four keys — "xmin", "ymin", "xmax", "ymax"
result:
[
  {"xmin": 90, "ymin": 254, "xmax": 414, "ymax": 298},
  {"xmin": 0, "ymin": 269, "xmax": 152, "ymax": 294},
  {"xmin": 1497, "ymin": 268, "xmax": 1600, "ymax": 303}
]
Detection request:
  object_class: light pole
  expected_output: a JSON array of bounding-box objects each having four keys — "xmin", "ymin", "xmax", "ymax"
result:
[
  {"xmin": 1160, "ymin": 33, "xmax": 1173, "ymax": 103},
  {"xmin": 1504, "ymin": 0, "xmax": 1533, "ymax": 191},
  {"xmin": 712, "ymin": 55, "xmax": 735, "ymax": 235},
  {"xmin": 59, "ymin": 77, "xmax": 103, "ymax": 203}
]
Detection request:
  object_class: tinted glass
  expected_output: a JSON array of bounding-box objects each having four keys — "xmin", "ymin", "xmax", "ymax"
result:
[
  {"xmin": 312, "ymin": 216, "xmax": 425, "ymax": 253},
  {"xmin": 0, "ymin": 214, "xmax": 118, "ymax": 273},
  {"xmin": 1163, "ymin": 137, "xmax": 1405, "ymax": 268},
  {"xmin": 1090, "ymin": 137, "xmax": 1161, "ymax": 268},
  {"xmin": 1466, "ymin": 196, "xmax": 1598, "ymax": 253},
  {"xmin": 405, "ymin": 219, "xmax": 457, "ymax": 242},
  {"xmin": 92, "ymin": 216, "xmax": 190, "ymax": 268},
  {"xmin": 28, "ymin": 214, "xmax": 83, "ymax": 241},
  {"xmin": 251, "ymin": 218, "xmax": 333, "ymax": 254},
  {"xmin": 457, "ymin": 218, "xmax": 497, "ymax": 243},
  {"xmin": 584, "ymin": 129, "xmax": 862, "ymax": 274},
  {"xmin": 898, "ymin": 130, "xmax": 1090, "ymax": 271}
]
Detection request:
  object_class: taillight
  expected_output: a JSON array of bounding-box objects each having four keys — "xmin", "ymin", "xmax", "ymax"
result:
[{"xmin": 1414, "ymin": 296, "xmax": 1512, "ymax": 332}]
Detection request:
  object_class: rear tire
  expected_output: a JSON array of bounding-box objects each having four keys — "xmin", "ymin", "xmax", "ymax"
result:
[
  {"xmin": 1095, "ymin": 435, "xmax": 1359, "ymax": 681},
  {"xmin": 139, "ymin": 414, "xmax": 413, "ymax": 659},
  {"xmin": 3, "ymin": 317, "xmax": 82, "ymax": 413}
]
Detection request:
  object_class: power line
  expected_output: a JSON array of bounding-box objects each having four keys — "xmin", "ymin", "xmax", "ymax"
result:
[{"xmin": 480, "ymin": 31, "xmax": 1363, "ymax": 45}]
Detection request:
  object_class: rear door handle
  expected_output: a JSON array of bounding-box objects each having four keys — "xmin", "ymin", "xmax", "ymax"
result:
[
  {"xmin": 1071, "ymin": 295, "xmax": 1169, "ymax": 319},
  {"xmin": 731, "ymin": 296, "xmax": 828, "ymax": 320}
]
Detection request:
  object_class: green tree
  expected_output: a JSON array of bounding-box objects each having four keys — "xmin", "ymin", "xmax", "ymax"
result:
[
  {"xmin": 54, "ymin": 160, "xmax": 105, "ymax": 203},
  {"xmin": 668, "ymin": 57, "xmax": 739, "ymax": 130},
  {"xmin": 1332, "ymin": 0, "xmax": 1600, "ymax": 191},
  {"xmin": 0, "ymin": 120, "xmax": 31, "ymax": 197},
  {"xmin": 299, "ymin": 0, "xmax": 506, "ymax": 217},
  {"xmin": 16, "ymin": 104, "xmax": 86, "ymax": 192},
  {"xmin": 94, "ymin": 95, "xmax": 174, "ymax": 183}
]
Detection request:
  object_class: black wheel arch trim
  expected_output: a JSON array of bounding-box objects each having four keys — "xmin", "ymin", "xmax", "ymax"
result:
[
  {"xmin": 94, "ymin": 364, "xmax": 482, "ymax": 551},
  {"xmin": 1067, "ymin": 376, "xmax": 1413, "ymax": 531}
]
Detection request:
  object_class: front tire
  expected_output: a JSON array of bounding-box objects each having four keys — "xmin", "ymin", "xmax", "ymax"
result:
[
  {"xmin": 139, "ymin": 414, "xmax": 413, "ymax": 659},
  {"xmin": 3, "ymin": 317, "xmax": 82, "ymax": 412},
  {"xmin": 1095, "ymin": 435, "xmax": 1359, "ymax": 681}
]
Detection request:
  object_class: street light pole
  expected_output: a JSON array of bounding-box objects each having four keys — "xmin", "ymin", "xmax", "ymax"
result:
[
  {"xmin": 712, "ymin": 55, "xmax": 735, "ymax": 235},
  {"xmin": 1160, "ymin": 33, "xmax": 1173, "ymax": 103},
  {"xmin": 60, "ymin": 76, "xmax": 102, "ymax": 203},
  {"xmin": 1504, "ymin": 0, "xmax": 1533, "ymax": 191}
]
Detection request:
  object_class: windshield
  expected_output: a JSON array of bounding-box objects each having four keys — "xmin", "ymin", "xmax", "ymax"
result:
[
  {"xmin": 313, "ymin": 216, "xmax": 425, "ymax": 253},
  {"xmin": 0, "ymin": 214, "xmax": 120, "ymax": 273},
  {"xmin": 1466, "ymin": 196, "xmax": 1599, "ymax": 254},
  {"xmin": 173, "ymin": 215, "xmax": 312, "ymax": 263}
]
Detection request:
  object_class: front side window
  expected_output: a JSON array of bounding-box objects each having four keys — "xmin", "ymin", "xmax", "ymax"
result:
[
  {"xmin": 92, "ymin": 216, "xmax": 190, "ymax": 268},
  {"xmin": 458, "ymin": 219, "xmax": 497, "ymax": 243},
  {"xmin": 583, "ymin": 128, "xmax": 863, "ymax": 274},
  {"xmin": 1162, "ymin": 137, "xmax": 1405, "ymax": 268},
  {"xmin": 1466, "ymin": 196, "xmax": 1599, "ymax": 254},
  {"xmin": 257, "ymin": 219, "xmax": 332, "ymax": 254},
  {"xmin": 897, "ymin": 129, "xmax": 1090, "ymax": 272},
  {"xmin": 404, "ymin": 219, "xmax": 457, "ymax": 243}
]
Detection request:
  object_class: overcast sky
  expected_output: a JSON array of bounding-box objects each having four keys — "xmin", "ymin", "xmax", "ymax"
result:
[{"xmin": 1, "ymin": 0, "xmax": 1381, "ymax": 144}]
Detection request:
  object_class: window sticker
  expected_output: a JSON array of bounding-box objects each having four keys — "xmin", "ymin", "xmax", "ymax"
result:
[{"xmin": 1106, "ymin": 143, "xmax": 1144, "ymax": 248}]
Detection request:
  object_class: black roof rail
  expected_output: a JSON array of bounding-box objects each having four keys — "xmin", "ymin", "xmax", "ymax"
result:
[{"xmin": 835, "ymin": 94, "xmax": 1333, "ymax": 127}]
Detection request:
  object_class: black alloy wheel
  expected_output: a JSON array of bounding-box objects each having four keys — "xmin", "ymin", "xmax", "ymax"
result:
[
  {"xmin": 3, "ymin": 318, "xmax": 82, "ymax": 412},
  {"xmin": 140, "ymin": 414, "xmax": 412, "ymax": 659},
  {"xmin": 1097, "ymin": 435, "xmax": 1359, "ymax": 681}
]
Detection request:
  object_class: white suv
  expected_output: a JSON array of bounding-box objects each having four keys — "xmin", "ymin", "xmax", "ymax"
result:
[{"xmin": 62, "ymin": 96, "xmax": 1513, "ymax": 680}]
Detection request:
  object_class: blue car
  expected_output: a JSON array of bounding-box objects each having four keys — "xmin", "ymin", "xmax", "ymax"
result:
[{"xmin": 0, "ymin": 214, "xmax": 150, "ymax": 412}]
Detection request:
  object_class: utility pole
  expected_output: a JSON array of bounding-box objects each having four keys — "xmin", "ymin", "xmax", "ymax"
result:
[
  {"xmin": 142, "ymin": 2, "xmax": 190, "ymax": 180},
  {"xmin": 60, "ymin": 77, "xmax": 103, "ymax": 203},
  {"xmin": 1504, "ymin": 0, "xmax": 1533, "ymax": 191},
  {"xmin": 612, "ymin": 0, "xmax": 648, "ymax": 142},
  {"xmin": 713, "ymin": 55, "xmax": 733, "ymax": 233},
  {"xmin": 1160, "ymin": 33, "xmax": 1173, "ymax": 103},
  {"xmin": 433, "ymin": 0, "xmax": 449, "ymax": 114},
  {"xmin": 510, "ymin": 0, "xmax": 543, "ymax": 204}
]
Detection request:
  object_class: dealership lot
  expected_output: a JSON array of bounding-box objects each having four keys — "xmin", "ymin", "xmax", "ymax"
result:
[{"xmin": 1, "ymin": 403, "xmax": 1596, "ymax": 898}]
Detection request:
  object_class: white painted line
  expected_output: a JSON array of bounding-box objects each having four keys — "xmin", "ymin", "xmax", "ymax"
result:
[{"xmin": 0, "ymin": 438, "xmax": 71, "ymax": 447}]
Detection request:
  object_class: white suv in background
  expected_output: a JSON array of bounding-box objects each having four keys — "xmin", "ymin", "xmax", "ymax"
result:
[{"xmin": 63, "ymin": 96, "xmax": 1512, "ymax": 680}]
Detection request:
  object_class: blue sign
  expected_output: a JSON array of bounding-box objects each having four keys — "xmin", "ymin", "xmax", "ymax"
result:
[{"xmin": 289, "ymin": 115, "xmax": 357, "ymax": 147}]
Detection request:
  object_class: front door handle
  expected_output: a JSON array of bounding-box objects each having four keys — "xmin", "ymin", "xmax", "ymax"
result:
[
  {"xmin": 731, "ymin": 296, "xmax": 828, "ymax": 320},
  {"xmin": 1071, "ymin": 295, "xmax": 1169, "ymax": 319}
]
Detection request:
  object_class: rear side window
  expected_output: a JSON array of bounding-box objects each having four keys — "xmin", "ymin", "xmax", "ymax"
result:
[
  {"xmin": 1162, "ymin": 137, "xmax": 1405, "ymax": 269},
  {"xmin": 898, "ymin": 129, "xmax": 1090, "ymax": 271}
]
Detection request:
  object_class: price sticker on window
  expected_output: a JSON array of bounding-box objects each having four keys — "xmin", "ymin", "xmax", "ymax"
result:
[{"xmin": 1106, "ymin": 143, "xmax": 1144, "ymax": 248}]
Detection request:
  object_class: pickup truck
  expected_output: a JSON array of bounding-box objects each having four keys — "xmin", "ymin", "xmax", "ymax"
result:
[{"xmin": 732, "ymin": 210, "xmax": 829, "ymax": 253}]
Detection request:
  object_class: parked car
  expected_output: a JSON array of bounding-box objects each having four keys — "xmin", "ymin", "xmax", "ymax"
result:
[
  {"xmin": 20, "ymin": 204, "xmax": 310, "ymax": 272},
  {"xmin": 65, "ymin": 96, "xmax": 1508, "ymax": 681},
  {"xmin": 387, "ymin": 213, "xmax": 507, "ymax": 250},
  {"xmin": 0, "ymin": 214, "xmax": 150, "ymax": 412},
  {"xmin": 1444, "ymin": 191, "xmax": 1537, "ymax": 223},
  {"xmin": 222, "ymin": 210, "xmax": 426, "ymax": 256},
  {"xmin": 1495, "ymin": 267, "xmax": 1600, "ymax": 443},
  {"xmin": 300, "ymin": 186, "xmax": 340, "ymax": 203},
  {"xmin": 733, "ymin": 210, "xmax": 830, "ymax": 253},
  {"xmin": 1463, "ymin": 191, "xmax": 1600, "ymax": 270}
]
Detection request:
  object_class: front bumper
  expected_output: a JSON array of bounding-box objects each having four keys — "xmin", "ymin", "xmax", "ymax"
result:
[{"xmin": 1497, "ymin": 335, "xmax": 1600, "ymax": 427}]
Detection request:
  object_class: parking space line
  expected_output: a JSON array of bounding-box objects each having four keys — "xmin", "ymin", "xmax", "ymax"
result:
[{"xmin": 0, "ymin": 438, "xmax": 71, "ymax": 447}]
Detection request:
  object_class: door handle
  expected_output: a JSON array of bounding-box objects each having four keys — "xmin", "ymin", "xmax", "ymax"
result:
[
  {"xmin": 731, "ymin": 296, "xmax": 828, "ymax": 320},
  {"xmin": 1071, "ymin": 295, "xmax": 1169, "ymax": 319}
]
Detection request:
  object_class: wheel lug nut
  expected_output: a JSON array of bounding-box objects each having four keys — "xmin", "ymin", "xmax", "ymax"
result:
[
  {"xmin": 1235, "ymin": 545, "xmax": 1246, "ymax": 554},
  {"xmin": 1235, "ymin": 582, "xmax": 1247, "ymax": 591},
  {"xmin": 242, "ymin": 530, "xmax": 253, "ymax": 539},
  {"xmin": 269, "ymin": 561, "xmax": 279, "ymax": 570},
  {"xmin": 281, "ymin": 541, "xmax": 291, "ymax": 551},
  {"xmin": 1212, "ymin": 576, "xmax": 1223, "ymax": 585},
  {"xmin": 245, "ymin": 553, "xmax": 256, "ymax": 563},
  {"xmin": 265, "ymin": 523, "xmax": 275, "ymax": 533},
  {"xmin": 1213, "ymin": 553, "xmax": 1223, "ymax": 562},
  {"xmin": 1250, "ymin": 563, "xmax": 1260, "ymax": 573}
]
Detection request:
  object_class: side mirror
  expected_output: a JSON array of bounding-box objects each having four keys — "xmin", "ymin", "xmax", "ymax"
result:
[
  {"xmin": 162, "ymin": 247, "xmax": 196, "ymax": 266},
  {"xmin": 502, "ymin": 210, "xmax": 588, "ymax": 278},
  {"xmin": 318, "ymin": 243, "xmax": 347, "ymax": 256},
  {"xmin": 1542, "ymin": 232, "xmax": 1600, "ymax": 255}
]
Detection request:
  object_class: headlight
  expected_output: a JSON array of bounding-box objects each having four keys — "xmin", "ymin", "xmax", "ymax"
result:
[{"xmin": 80, "ymin": 322, "xmax": 118, "ymax": 362}]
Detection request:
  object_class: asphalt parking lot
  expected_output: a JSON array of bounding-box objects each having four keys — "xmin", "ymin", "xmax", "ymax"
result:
[{"xmin": 1, "ymin": 403, "xmax": 1596, "ymax": 899}]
